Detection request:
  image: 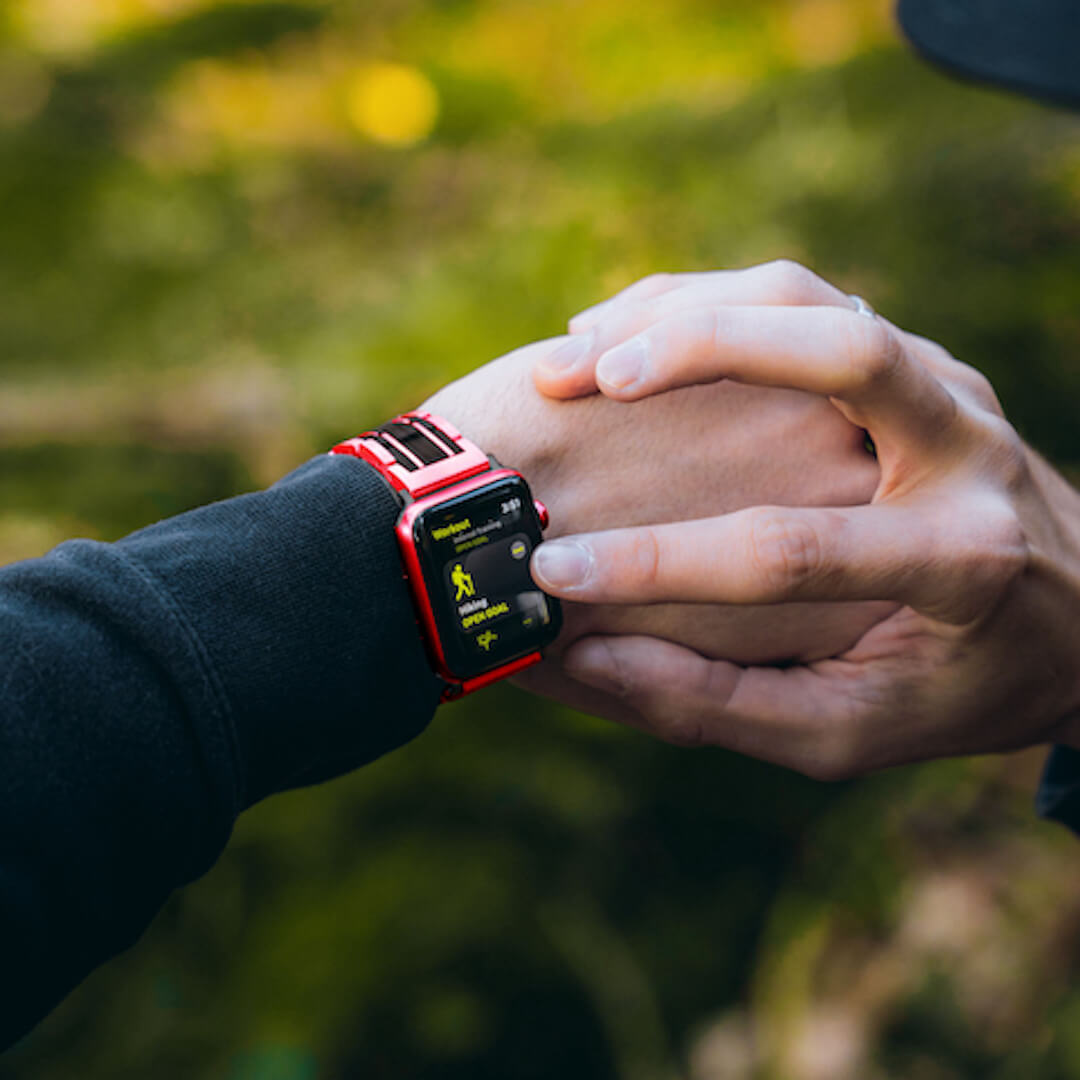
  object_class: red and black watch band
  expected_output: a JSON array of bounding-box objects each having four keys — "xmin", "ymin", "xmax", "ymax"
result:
[{"xmin": 329, "ymin": 412, "xmax": 493, "ymax": 502}]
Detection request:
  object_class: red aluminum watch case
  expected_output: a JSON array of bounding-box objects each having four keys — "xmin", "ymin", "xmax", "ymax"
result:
[{"xmin": 396, "ymin": 468, "xmax": 546, "ymax": 702}]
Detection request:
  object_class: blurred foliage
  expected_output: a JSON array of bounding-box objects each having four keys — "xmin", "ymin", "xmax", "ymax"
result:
[{"xmin": 2, "ymin": 1, "xmax": 1080, "ymax": 1078}]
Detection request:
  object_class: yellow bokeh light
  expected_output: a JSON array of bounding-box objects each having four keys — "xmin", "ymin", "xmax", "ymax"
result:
[
  {"xmin": 780, "ymin": 0, "xmax": 865, "ymax": 69},
  {"xmin": 133, "ymin": 52, "xmax": 341, "ymax": 167},
  {"xmin": 12, "ymin": 0, "xmax": 210, "ymax": 56},
  {"xmin": 346, "ymin": 63, "xmax": 439, "ymax": 148}
]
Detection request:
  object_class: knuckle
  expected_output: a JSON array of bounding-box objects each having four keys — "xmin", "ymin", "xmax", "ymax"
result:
[
  {"xmin": 696, "ymin": 304, "xmax": 726, "ymax": 356},
  {"xmin": 838, "ymin": 313, "xmax": 901, "ymax": 394},
  {"xmin": 978, "ymin": 414, "xmax": 1029, "ymax": 487},
  {"xmin": 954, "ymin": 408, "xmax": 1031, "ymax": 493},
  {"xmin": 760, "ymin": 258, "xmax": 823, "ymax": 304},
  {"xmin": 644, "ymin": 654, "xmax": 729, "ymax": 749},
  {"xmin": 658, "ymin": 708, "xmax": 709, "ymax": 749},
  {"xmin": 961, "ymin": 365, "xmax": 1003, "ymax": 413},
  {"xmin": 629, "ymin": 526, "xmax": 664, "ymax": 595},
  {"xmin": 982, "ymin": 501, "xmax": 1028, "ymax": 585},
  {"xmin": 943, "ymin": 495, "xmax": 1027, "ymax": 602},
  {"xmin": 745, "ymin": 508, "xmax": 825, "ymax": 597}
]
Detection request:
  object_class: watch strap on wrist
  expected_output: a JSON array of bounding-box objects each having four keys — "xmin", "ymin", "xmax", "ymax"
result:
[{"xmin": 330, "ymin": 412, "xmax": 493, "ymax": 501}]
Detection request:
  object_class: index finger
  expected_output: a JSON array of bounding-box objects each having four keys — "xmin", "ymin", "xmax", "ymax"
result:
[
  {"xmin": 531, "ymin": 502, "xmax": 986, "ymax": 623},
  {"xmin": 590, "ymin": 304, "xmax": 960, "ymax": 460},
  {"xmin": 540, "ymin": 262, "xmax": 852, "ymax": 400}
]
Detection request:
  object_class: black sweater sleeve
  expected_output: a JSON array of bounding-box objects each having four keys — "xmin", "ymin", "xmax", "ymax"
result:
[
  {"xmin": 1037, "ymin": 746, "xmax": 1080, "ymax": 835},
  {"xmin": 0, "ymin": 454, "xmax": 443, "ymax": 1050}
]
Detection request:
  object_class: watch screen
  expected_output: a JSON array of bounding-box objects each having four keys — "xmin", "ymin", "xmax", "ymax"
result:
[{"xmin": 414, "ymin": 475, "xmax": 562, "ymax": 680}]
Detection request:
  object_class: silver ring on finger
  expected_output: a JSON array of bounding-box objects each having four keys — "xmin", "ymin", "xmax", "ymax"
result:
[{"xmin": 848, "ymin": 294, "xmax": 876, "ymax": 319}]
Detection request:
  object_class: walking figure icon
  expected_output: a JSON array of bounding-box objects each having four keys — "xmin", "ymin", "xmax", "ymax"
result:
[{"xmin": 452, "ymin": 563, "xmax": 475, "ymax": 601}]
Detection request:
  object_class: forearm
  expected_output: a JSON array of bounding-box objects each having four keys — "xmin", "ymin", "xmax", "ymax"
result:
[{"xmin": 0, "ymin": 455, "xmax": 441, "ymax": 1049}]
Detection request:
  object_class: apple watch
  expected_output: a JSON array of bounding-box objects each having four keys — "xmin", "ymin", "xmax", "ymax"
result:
[{"xmin": 330, "ymin": 412, "xmax": 562, "ymax": 702}]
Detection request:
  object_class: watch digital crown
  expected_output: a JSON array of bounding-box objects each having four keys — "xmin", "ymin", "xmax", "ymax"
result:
[{"xmin": 330, "ymin": 412, "xmax": 561, "ymax": 701}]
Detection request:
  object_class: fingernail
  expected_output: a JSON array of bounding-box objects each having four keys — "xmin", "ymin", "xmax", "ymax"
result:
[
  {"xmin": 532, "ymin": 540, "xmax": 593, "ymax": 591},
  {"xmin": 543, "ymin": 332, "xmax": 595, "ymax": 372},
  {"xmin": 597, "ymin": 337, "xmax": 648, "ymax": 391}
]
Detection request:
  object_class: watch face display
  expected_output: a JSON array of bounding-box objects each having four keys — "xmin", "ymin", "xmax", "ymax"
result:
[{"xmin": 413, "ymin": 475, "xmax": 562, "ymax": 680}]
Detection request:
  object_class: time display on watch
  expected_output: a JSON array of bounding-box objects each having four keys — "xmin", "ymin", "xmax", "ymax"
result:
[{"xmin": 413, "ymin": 475, "xmax": 561, "ymax": 680}]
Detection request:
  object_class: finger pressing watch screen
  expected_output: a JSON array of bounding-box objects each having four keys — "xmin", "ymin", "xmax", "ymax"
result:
[{"xmin": 413, "ymin": 475, "xmax": 560, "ymax": 679}]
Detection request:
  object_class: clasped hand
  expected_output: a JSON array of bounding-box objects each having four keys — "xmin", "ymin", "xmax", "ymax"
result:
[{"xmin": 526, "ymin": 261, "xmax": 1080, "ymax": 779}]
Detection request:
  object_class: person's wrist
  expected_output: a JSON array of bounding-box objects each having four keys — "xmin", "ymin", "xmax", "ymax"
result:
[
  {"xmin": 419, "ymin": 343, "xmax": 574, "ymax": 498},
  {"xmin": 1028, "ymin": 452, "xmax": 1080, "ymax": 750}
]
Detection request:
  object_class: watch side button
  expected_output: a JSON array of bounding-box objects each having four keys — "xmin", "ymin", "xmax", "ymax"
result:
[{"xmin": 534, "ymin": 499, "xmax": 550, "ymax": 529}]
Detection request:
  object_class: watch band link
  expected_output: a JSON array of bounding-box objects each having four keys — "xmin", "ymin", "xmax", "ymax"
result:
[{"xmin": 330, "ymin": 412, "xmax": 493, "ymax": 501}]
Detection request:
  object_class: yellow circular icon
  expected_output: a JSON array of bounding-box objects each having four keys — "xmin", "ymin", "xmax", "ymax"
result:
[{"xmin": 510, "ymin": 540, "xmax": 528, "ymax": 561}]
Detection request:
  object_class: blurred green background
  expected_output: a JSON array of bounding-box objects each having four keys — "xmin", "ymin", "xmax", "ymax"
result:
[{"xmin": 3, "ymin": 1, "xmax": 1080, "ymax": 1078}]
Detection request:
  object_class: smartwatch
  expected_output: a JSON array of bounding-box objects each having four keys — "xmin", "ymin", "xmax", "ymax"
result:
[{"xmin": 330, "ymin": 412, "xmax": 562, "ymax": 702}]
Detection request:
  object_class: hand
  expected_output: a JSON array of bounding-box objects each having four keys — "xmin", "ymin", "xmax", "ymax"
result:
[
  {"xmin": 526, "ymin": 261, "xmax": 1080, "ymax": 778},
  {"xmin": 420, "ymin": 332, "xmax": 891, "ymax": 722}
]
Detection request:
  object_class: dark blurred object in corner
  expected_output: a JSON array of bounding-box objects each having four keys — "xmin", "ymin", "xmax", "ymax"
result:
[{"xmin": 898, "ymin": 0, "xmax": 1080, "ymax": 108}]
